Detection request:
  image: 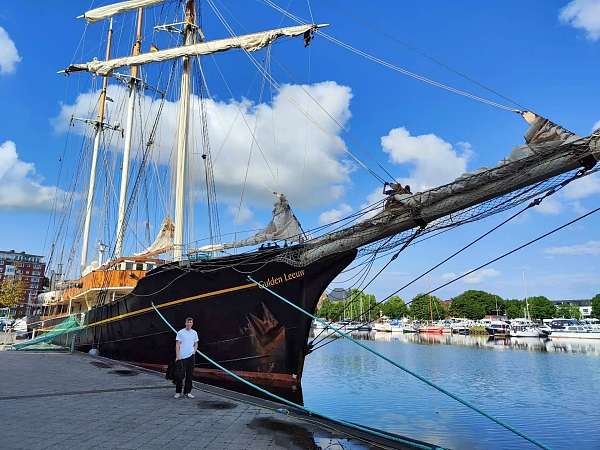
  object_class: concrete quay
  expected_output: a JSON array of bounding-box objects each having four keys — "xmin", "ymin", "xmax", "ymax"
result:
[{"xmin": 0, "ymin": 351, "xmax": 418, "ymax": 450}]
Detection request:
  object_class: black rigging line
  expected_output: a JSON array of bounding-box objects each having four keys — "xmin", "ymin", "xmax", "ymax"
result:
[
  {"xmin": 309, "ymin": 228, "xmax": 423, "ymax": 345},
  {"xmin": 311, "ymin": 202, "xmax": 600, "ymax": 352},
  {"xmin": 327, "ymin": 0, "xmax": 529, "ymax": 111},
  {"xmin": 309, "ymin": 174, "xmax": 588, "ymax": 350}
]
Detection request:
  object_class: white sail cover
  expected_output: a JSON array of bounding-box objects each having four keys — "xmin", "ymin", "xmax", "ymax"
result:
[
  {"xmin": 196, "ymin": 193, "xmax": 304, "ymax": 252},
  {"xmin": 80, "ymin": 0, "xmax": 165, "ymax": 23},
  {"xmin": 66, "ymin": 24, "xmax": 326, "ymax": 75},
  {"xmin": 135, "ymin": 217, "xmax": 174, "ymax": 256}
]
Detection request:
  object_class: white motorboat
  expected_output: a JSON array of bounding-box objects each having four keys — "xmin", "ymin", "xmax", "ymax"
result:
[
  {"xmin": 485, "ymin": 320, "xmax": 510, "ymax": 337},
  {"xmin": 374, "ymin": 320, "xmax": 392, "ymax": 332},
  {"xmin": 390, "ymin": 320, "xmax": 404, "ymax": 332},
  {"xmin": 509, "ymin": 324, "xmax": 542, "ymax": 338},
  {"xmin": 550, "ymin": 326, "xmax": 600, "ymax": 339},
  {"xmin": 549, "ymin": 319, "xmax": 600, "ymax": 339},
  {"xmin": 402, "ymin": 322, "xmax": 418, "ymax": 333}
]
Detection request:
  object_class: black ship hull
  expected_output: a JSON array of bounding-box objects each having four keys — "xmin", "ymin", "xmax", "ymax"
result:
[{"xmin": 75, "ymin": 247, "xmax": 357, "ymax": 401}]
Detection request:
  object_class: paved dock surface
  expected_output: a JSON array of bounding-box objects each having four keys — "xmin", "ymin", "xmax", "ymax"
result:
[{"xmin": 0, "ymin": 352, "xmax": 381, "ymax": 450}]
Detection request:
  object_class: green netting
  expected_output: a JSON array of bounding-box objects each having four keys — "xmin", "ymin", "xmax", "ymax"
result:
[{"xmin": 13, "ymin": 316, "xmax": 83, "ymax": 350}]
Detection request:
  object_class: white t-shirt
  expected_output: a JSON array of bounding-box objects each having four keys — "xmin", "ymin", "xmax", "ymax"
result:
[{"xmin": 176, "ymin": 328, "xmax": 199, "ymax": 359}]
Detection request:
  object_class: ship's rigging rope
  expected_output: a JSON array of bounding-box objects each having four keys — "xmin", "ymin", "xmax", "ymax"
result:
[
  {"xmin": 248, "ymin": 276, "xmax": 551, "ymax": 450},
  {"xmin": 234, "ymin": 48, "xmax": 270, "ymax": 225},
  {"xmin": 211, "ymin": 0, "xmax": 400, "ymax": 185},
  {"xmin": 329, "ymin": 0, "xmax": 527, "ymax": 112},
  {"xmin": 309, "ymin": 170, "xmax": 589, "ymax": 348},
  {"xmin": 259, "ymin": 0, "xmax": 522, "ymax": 114},
  {"xmin": 206, "ymin": 0, "xmax": 390, "ymax": 185},
  {"xmin": 310, "ymin": 184, "xmax": 599, "ymax": 352},
  {"xmin": 194, "ymin": 56, "xmax": 222, "ymax": 246},
  {"xmin": 93, "ymin": 60, "xmax": 179, "ymax": 307}
]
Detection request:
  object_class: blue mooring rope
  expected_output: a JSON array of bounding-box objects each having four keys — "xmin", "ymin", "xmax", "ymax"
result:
[
  {"xmin": 247, "ymin": 276, "xmax": 551, "ymax": 450},
  {"xmin": 150, "ymin": 303, "xmax": 440, "ymax": 450}
]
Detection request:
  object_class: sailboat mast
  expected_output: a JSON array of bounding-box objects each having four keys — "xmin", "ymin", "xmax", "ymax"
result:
[
  {"xmin": 81, "ymin": 19, "xmax": 114, "ymax": 271},
  {"xmin": 115, "ymin": 8, "xmax": 144, "ymax": 258},
  {"xmin": 523, "ymin": 271, "xmax": 530, "ymax": 321},
  {"xmin": 173, "ymin": 0, "xmax": 196, "ymax": 261}
]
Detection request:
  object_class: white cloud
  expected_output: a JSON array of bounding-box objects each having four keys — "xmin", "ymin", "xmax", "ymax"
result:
[
  {"xmin": 228, "ymin": 204, "xmax": 254, "ymax": 225},
  {"xmin": 0, "ymin": 141, "xmax": 65, "ymax": 210},
  {"xmin": 358, "ymin": 187, "xmax": 386, "ymax": 220},
  {"xmin": 319, "ymin": 203, "xmax": 352, "ymax": 225},
  {"xmin": 380, "ymin": 127, "xmax": 471, "ymax": 193},
  {"xmin": 560, "ymin": 0, "xmax": 600, "ymax": 41},
  {"xmin": 545, "ymin": 240, "xmax": 600, "ymax": 256},
  {"xmin": 0, "ymin": 27, "xmax": 21, "ymax": 74},
  {"xmin": 53, "ymin": 81, "xmax": 354, "ymax": 209},
  {"xmin": 441, "ymin": 268, "xmax": 500, "ymax": 285},
  {"xmin": 534, "ymin": 195, "xmax": 562, "ymax": 215},
  {"xmin": 564, "ymin": 173, "xmax": 600, "ymax": 199}
]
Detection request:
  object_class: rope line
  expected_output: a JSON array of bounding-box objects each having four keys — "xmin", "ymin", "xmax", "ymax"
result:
[
  {"xmin": 310, "ymin": 174, "xmax": 590, "ymax": 350},
  {"xmin": 248, "ymin": 276, "xmax": 550, "ymax": 450},
  {"xmin": 260, "ymin": 0, "xmax": 521, "ymax": 113},
  {"xmin": 149, "ymin": 303, "xmax": 436, "ymax": 450}
]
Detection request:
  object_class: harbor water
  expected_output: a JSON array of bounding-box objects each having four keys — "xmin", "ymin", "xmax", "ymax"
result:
[{"xmin": 302, "ymin": 332, "xmax": 600, "ymax": 450}]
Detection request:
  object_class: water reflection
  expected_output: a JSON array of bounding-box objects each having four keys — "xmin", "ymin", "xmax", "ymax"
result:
[
  {"xmin": 310, "ymin": 330, "xmax": 600, "ymax": 356},
  {"xmin": 304, "ymin": 329, "xmax": 600, "ymax": 449}
]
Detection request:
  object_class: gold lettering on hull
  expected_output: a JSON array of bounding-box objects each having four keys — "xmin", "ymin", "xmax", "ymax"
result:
[{"xmin": 260, "ymin": 270, "xmax": 305, "ymax": 288}]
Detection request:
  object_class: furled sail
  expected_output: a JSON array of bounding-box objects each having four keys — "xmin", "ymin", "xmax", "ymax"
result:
[
  {"xmin": 301, "ymin": 113, "xmax": 599, "ymax": 264},
  {"xmin": 195, "ymin": 193, "xmax": 304, "ymax": 253},
  {"xmin": 134, "ymin": 217, "xmax": 174, "ymax": 257},
  {"xmin": 65, "ymin": 24, "xmax": 326, "ymax": 76},
  {"xmin": 79, "ymin": 0, "xmax": 165, "ymax": 23}
]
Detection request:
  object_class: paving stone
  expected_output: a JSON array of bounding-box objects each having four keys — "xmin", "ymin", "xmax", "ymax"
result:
[{"xmin": 0, "ymin": 352, "xmax": 387, "ymax": 450}]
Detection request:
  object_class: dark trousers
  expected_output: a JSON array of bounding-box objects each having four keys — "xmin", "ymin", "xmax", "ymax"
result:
[{"xmin": 175, "ymin": 355, "xmax": 195, "ymax": 394}]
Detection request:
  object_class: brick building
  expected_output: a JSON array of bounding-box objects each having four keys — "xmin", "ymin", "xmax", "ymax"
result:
[{"xmin": 0, "ymin": 250, "xmax": 46, "ymax": 313}]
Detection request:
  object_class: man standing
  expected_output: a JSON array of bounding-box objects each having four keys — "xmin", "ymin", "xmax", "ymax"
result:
[{"xmin": 174, "ymin": 317, "xmax": 198, "ymax": 399}]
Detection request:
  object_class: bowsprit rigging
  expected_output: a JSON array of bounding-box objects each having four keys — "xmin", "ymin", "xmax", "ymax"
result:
[{"xmin": 33, "ymin": 1, "xmax": 599, "ymax": 439}]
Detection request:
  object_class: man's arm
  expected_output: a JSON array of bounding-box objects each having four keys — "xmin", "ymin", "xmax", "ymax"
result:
[
  {"xmin": 175, "ymin": 340, "xmax": 181, "ymax": 360},
  {"xmin": 193, "ymin": 333, "xmax": 198, "ymax": 353}
]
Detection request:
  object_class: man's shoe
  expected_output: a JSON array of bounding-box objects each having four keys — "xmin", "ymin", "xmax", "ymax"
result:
[
  {"xmin": 174, "ymin": 393, "xmax": 181, "ymax": 399},
  {"xmin": 185, "ymin": 393, "xmax": 195, "ymax": 399}
]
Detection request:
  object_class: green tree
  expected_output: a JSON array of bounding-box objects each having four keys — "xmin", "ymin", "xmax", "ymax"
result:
[
  {"xmin": 409, "ymin": 294, "xmax": 445, "ymax": 320},
  {"xmin": 527, "ymin": 296, "xmax": 556, "ymax": 320},
  {"xmin": 592, "ymin": 294, "xmax": 600, "ymax": 320},
  {"xmin": 555, "ymin": 303, "xmax": 581, "ymax": 319},
  {"xmin": 473, "ymin": 290, "xmax": 505, "ymax": 315},
  {"xmin": 0, "ymin": 279, "xmax": 26, "ymax": 308},
  {"xmin": 448, "ymin": 291, "xmax": 487, "ymax": 319},
  {"xmin": 316, "ymin": 298, "xmax": 345, "ymax": 320},
  {"xmin": 505, "ymin": 299, "xmax": 526, "ymax": 319},
  {"xmin": 381, "ymin": 295, "xmax": 409, "ymax": 319},
  {"xmin": 318, "ymin": 289, "xmax": 379, "ymax": 322}
]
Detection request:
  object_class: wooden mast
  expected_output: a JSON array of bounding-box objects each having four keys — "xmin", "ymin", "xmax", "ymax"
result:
[
  {"xmin": 173, "ymin": 0, "xmax": 196, "ymax": 261},
  {"xmin": 81, "ymin": 19, "xmax": 114, "ymax": 271},
  {"xmin": 115, "ymin": 8, "xmax": 144, "ymax": 258}
]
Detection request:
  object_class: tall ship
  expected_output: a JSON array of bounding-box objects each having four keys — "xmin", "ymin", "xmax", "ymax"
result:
[{"xmin": 37, "ymin": 0, "xmax": 599, "ymax": 401}]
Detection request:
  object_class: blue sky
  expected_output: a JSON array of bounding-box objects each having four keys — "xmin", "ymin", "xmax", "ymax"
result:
[{"xmin": 0, "ymin": 0, "xmax": 599, "ymax": 301}]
